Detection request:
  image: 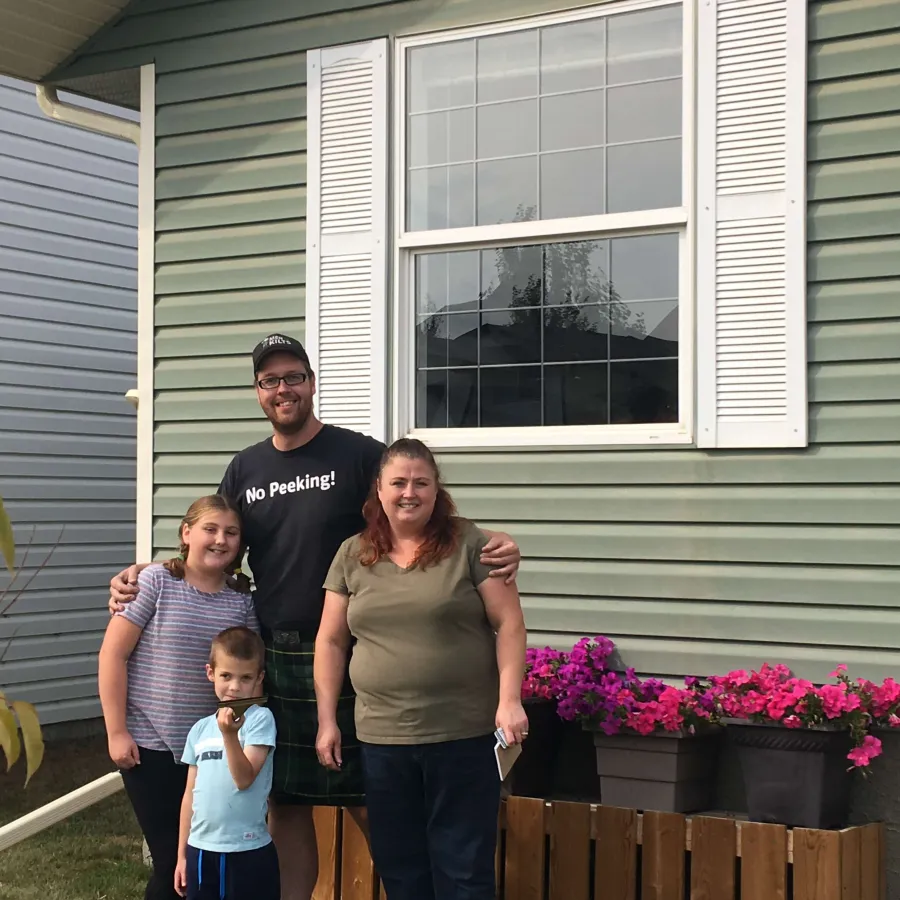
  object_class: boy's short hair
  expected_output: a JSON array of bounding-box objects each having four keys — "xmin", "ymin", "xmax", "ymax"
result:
[{"xmin": 209, "ymin": 626, "xmax": 265, "ymax": 671}]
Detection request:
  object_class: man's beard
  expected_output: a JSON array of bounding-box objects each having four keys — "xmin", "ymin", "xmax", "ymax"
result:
[{"xmin": 266, "ymin": 403, "xmax": 312, "ymax": 436}]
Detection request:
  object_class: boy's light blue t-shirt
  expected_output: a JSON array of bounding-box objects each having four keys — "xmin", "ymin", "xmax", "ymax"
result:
[{"xmin": 181, "ymin": 705, "xmax": 277, "ymax": 853}]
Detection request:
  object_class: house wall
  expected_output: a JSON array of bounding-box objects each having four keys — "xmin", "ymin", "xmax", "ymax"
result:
[
  {"xmin": 0, "ymin": 76, "xmax": 138, "ymax": 724},
  {"xmin": 51, "ymin": 0, "xmax": 900, "ymax": 683}
]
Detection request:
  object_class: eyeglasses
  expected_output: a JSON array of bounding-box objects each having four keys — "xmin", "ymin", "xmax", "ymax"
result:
[{"xmin": 256, "ymin": 373, "xmax": 309, "ymax": 390}]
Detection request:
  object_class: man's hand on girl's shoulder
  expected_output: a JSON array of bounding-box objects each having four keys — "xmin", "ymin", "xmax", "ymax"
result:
[{"xmin": 108, "ymin": 563, "xmax": 147, "ymax": 614}]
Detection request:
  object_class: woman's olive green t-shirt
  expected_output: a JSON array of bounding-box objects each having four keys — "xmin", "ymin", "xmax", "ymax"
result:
[{"xmin": 323, "ymin": 518, "xmax": 498, "ymax": 745}]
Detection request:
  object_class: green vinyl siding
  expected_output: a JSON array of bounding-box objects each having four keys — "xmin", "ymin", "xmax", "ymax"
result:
[{"xmin": 52, "ymin": 0, "xmax": 900, "ymax": 682}]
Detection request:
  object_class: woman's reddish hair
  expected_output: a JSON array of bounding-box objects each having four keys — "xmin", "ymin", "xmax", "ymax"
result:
[{"xmin": 358, "ymin": 438, "xmax": 458, "ymax": 569}]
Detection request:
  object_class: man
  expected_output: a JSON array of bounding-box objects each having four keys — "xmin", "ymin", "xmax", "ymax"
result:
[{"xmin": 109, "ymin": 334, "xmax": 521, "ymax": 900}]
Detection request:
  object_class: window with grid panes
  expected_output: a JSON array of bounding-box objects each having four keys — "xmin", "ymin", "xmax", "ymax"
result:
[{"xmin": 402, "ymin": 3, "xmax": 684, "ymax": 432}]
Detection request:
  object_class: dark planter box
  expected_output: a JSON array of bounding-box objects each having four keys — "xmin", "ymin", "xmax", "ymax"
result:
[
  {"xmin": 728, "ymin": 721, "xmax": 853, "ymax": 829},
  {"xmin": 551, "ymin": 720, "xmax": 602, "ymax": 802},
  {"xmin": 509, "ymin": 697, "xmax": 564, "ymax": 798},
  {"xmin": 590, "ymin": 729, "xmax": 720, "ymax": 813}
]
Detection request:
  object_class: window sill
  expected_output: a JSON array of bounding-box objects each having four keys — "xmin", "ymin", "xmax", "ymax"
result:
[{"xmin": 404, "ymin": 425, "xmax": 694, "ymax": 451}]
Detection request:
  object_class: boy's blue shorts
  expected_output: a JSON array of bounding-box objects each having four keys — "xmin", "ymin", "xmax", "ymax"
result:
[{"xmin": 186, "ymin": 842, "xmax": 279, "ymax": 900}]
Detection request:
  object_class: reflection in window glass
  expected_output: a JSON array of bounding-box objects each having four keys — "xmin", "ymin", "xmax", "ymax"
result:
[
  {"xmin": 405, "ymin": 5, "xmax": 683, "ymax": 231},
  {"xmin": 415, "ymin": 235, "xmax": 679, "ymax": 428}
]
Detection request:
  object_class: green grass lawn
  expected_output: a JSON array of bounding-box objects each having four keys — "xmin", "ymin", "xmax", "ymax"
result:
[{"xmin": 0, "ymin": 734, "xmax": 147, "ymax": 900}]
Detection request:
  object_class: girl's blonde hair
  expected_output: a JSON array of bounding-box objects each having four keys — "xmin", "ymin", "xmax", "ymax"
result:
[{"xmin": 162, "ymin": 495, "xmax": 251, "ymax": 594}]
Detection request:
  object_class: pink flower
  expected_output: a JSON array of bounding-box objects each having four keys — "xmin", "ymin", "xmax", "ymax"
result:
[
  {"xmin": 848, "ymin": 735, "xmax": 883, "ymax": 768},
  {"xmin": 783, "ymin": 715, "xmax": 802, "ymax": 729}
]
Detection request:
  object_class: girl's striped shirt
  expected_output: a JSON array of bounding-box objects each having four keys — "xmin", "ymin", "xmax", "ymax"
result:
[{"xmin": 118, "ymin": 563, "xmax": 258, "ymax": 759}]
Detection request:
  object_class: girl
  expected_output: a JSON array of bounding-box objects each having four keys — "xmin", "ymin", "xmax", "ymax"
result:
[{"xmin": 98, "ymin": 495, "xmax": 257, "ymax": 900}]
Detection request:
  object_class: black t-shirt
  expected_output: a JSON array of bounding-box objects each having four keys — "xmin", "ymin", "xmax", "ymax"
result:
[{"xmin": 218, "ymin": 424, "xmax": 385, "ymax": 634}]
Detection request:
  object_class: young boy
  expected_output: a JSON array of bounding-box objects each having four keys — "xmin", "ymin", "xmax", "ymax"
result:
[{"xmin": 175, "ymin": 626, "xmax": 279, "ymax": 900}]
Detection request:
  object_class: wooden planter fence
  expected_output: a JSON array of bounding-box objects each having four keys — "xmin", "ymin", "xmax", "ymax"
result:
[{"xmin": 311, "ymin": 797, "xmax": 885, "ymax": 900}]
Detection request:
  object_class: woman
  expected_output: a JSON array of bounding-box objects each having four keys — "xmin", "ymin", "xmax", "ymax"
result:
[{"xmin": 314, "ymin": 438, "xmax": 527, "ymax": 900}]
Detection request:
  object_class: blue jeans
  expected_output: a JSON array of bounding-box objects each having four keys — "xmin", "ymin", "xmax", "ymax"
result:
[{"xmin": 361, "ymin": 735, "xmax": 501, "ymax": 900}]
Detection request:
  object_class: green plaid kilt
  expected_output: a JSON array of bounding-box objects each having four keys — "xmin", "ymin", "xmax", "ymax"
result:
[{"xmin": 264, "ymin": 632, "xmax": 365, "ymax": 807}]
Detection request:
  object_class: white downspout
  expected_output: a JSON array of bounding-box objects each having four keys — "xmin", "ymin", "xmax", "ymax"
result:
[{"xmin": 35, "ymin": 84, "xmax": 140, "ymax": 146}]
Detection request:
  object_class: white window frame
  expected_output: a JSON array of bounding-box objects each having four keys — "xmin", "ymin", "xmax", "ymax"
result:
[{"xmin": 391, "ymin": 0, "xmax": 695, "ymax": 450}]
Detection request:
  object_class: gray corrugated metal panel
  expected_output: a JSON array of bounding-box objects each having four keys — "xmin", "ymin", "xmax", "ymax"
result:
[
  {"xmin": 0, "ymin": 223, "xmax": 137, "ymax": 269},
  {"xmin": 0, "ymin": 455, "xmax": 135, "ymax": 480},
  {"xmin": 810, "ymin": 361, "xmax": 900, "ymax": 403},
  {"xmin": 2, "ymin": 270, "xmax": 136, "ymax": 309},
  {"xmin": 810, "ymin": 0, "xmax": 900, "ymax": 43},
  {"xmin": 1, "ymin": 176, "xmax": 138, "ymax": 228},
  {"xmin": 0, "ymin": 122, "xmax": 137, "ymax": 184},
  {"xmin": 518, "ymin": 559, "xmax": 900, "ymax": 609},
  {"xmin": 155, "ymin": 220, "xmax": 305, "ymax": 263},
  {"xmin": 6, "ymin": 676, "xmax": 99, "ymax": 708},
  {"xmin": 1, "ymin": 155, "xmax": 137, "ymax": 208},
  {"xmin": 3, "ymin": 499, "xmax": 135, "ymax": 523},
  {"xmin": 526, "ymin": 631, "xmax": 900, "ymax": 685},
  {"xmin": 522, "ymin": 595, "xmax": 900, "ymax": 651},
  {"xmin": 809, "ymin": 30, "xmax": 900, "ymax": 82},
  {"xmin": 0, "ymin": 431, "xmax": 135, "ymax": 457},
  {"xmin": 156, "ymin": 320, "xmax": 299, "ymax": 358},
  {"xmin": 0, "ymin": 648, "xmax": 99, "ymax": 684},
  {"xmin": 0, "ymin": 316, "xmax": 137, "ymax": 354},
  {"xmin": 0, "ymin": 364, "xmax": 132, "ymax": 396},
  {"xmin": 33, "ymin": 698, "xmax": 103, "ymax": 726},
  {"xmin": 449, "ymin": 484, "xmax": 900, "ymax": 526},
  {"xmin": 809, "ymin": 236, "xmax": 900, "ymax": 281},
  {"xmin": 0, "ymin": 246, "xmax": 136, "ymax": 290},
  {"xmin": 156, "ymin": 53, "xmax": 307, "ymax": 105},
  {"xmin": 2, "ymin": 409, "xmax": 135, "ymax": 438},
  {"xmin": 809, "ymin": 319, "xmax": 900, "ymax": 363},
  {"xmin": 809, "ymin": 155, "xmax": 900, "ymax": 201},
  {"xmin": 0, "ymin": 199, "xmax": 137, "ymax": 248},
  {"xmin": 0, "ymin": 295, "xmax": 136, "ymax": 332},
  {"xmin": 0, "ymin": 384, "xmax": 137, "ymax": 416},
  {"xmin": 155, "ymin": 253, "xmax": 304, "ymax": 295},
  {"xmin": 155, "ymin": 287, "xmax": 303, "ymax": 326},
  {"xmin": 5, "ymin": 521, "xmax": 134, "ymax": 545},
  {"xmin": 473, "ymin": 521, "xmax": 900, "ymax": 568},
  {"xmin": 809, "ymin": 113, "xmax": 900, "ymax": 162},
  {"xmin": 809, "ymin": 279, "xmax": 900, "ymax": 323},
  {"xmin": 0, "ymin": 337, "xmax": 134, "ymax": 374},
  {"xmin": 0, "ymin": 610, "xmax": 110, "ymax": 640},
  {"xmin": 0, "ymin": 542, "xmax": 135, "ymax": 573},
  {"xmin": 436, "ymin": 445, "xmax": 900, "ymax": 485},
  {"xmin": 808, "ymin": 196, "xmax": 900, "ymax": 242},
  {"xmin": 10, "ymin": 586, "xmax": 122, "ymax": 615},
  {"xmin": 809, "ymin": 72, "xmax": 900, "ymax": 121},
  {"xmin": 155, "ymin": 155, "xmax": 305, "ymax": 200},
  {"xmin": 0, "ymin": 83, "xmax": 138, "ymax": 164},
  {"xmin": 156, "ymin": 121, "xmax": 306, "ymax": 169},
  {"xmin": 0, "ymin": 478, "xmax": 133, "ymax": 502},
  {"xmin": 156, "ymin": 188, "xmax": 306, "ymax": 232},
  {"xmin": 156, "ymin": 86, "xmax": 306, "ymax": 137}
]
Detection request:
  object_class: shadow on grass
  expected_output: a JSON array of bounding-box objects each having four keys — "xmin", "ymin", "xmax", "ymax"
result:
[{"xmin": 0, "ymin": 734, "xmax": 147, "ymax": 900}]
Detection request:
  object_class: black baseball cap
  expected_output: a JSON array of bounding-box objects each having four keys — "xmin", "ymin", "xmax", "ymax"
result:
[{"xmin": 252, "ymin": 333, "xmax": 311, "ymax": 375}]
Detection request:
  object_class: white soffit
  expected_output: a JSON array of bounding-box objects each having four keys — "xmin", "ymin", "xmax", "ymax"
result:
[{"xmin": 0, "ymin": 0, "xmax": 129, "ymax": 83}]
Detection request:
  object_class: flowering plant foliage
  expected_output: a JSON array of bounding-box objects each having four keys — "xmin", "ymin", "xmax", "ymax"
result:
[
  {"xmin": 522, "ymin": 646, "xmax": 569, "ymax": 700},
  {"xmin": 520, "ymin": 635, "xmax": 900, "ymax": 770},
  {"xmin": 706, "ymin": 663, "xmax": 898, "ymax": 768}
]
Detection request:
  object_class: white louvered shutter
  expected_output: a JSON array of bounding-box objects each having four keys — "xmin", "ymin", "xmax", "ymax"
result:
[
  {"xmin": 696, "ymin": 0, "xmax": 807, "ymax": 448},
  {"xmin": 306, "ymin": 39, "xmax": 388, "ymax": 441}
]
